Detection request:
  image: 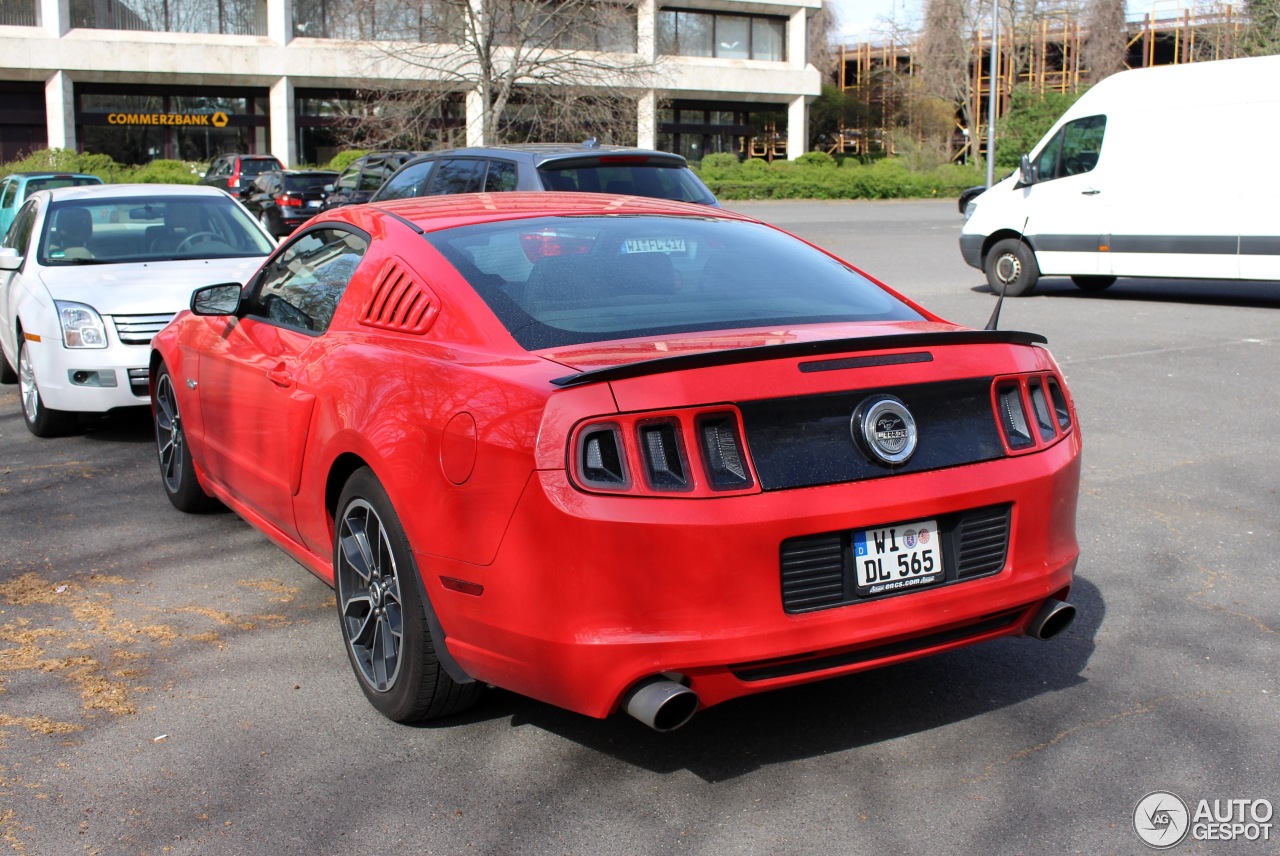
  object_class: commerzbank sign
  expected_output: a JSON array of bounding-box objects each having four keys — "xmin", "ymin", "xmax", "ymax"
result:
[{"xmin": 107, "ymin": 111, "xmax": 231, "ymax": 128}]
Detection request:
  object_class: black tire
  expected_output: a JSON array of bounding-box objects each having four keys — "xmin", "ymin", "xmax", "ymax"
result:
[
  {"xmin": 153, "ymin": 364, "xmax": 220, "ymax": 513},
  {"xmin": 334, "ymin": 468, "xmax": 483, "ymax": 723},
  {"xmin": 984, "ymin": 238, "xmax": 1040, "ymax": 297},
  {"xmin": 1071, "ymin": 275, "xmax": 1116, "ymax": 292},
  {"xmin": 17, "ymin": 338, "xmax": 76, "ymax": 437},
  {"xmin": 258, "ymin": 209, "xmax": 279, "ymax": 238}
]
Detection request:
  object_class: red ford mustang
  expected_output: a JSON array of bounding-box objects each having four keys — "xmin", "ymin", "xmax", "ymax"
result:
[{"xmin": 150, "ymin": 193, "xmax": 1081, "ymax": 731}]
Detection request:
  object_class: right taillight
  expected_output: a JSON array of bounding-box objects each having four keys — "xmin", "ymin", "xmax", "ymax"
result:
[
  {"xmin": 993, "ymin": 372, "xmax": 1074, "ymax": 455},
  {"xmin": 570, "ymin": 408, "xmax": 757, "ymax": 497}
]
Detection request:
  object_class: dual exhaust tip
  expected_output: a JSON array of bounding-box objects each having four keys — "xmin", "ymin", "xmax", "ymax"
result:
[{"xmin": 622, "ymin": 597, "xmax": 1076, "ymax": 732}]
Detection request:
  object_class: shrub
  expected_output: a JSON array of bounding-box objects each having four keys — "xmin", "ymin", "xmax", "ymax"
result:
[
  {"xmin": 123, "ymin": 159, "xmax": 202, "ymax": 184},
  {"xmin": 1, "ymin": 148, "xmax": 120, "ymax": 180},
  {"xmin": 324, "ymin": 150, "xmax": 368, "ymax": 172},
  {"xmin": 795, "ymin": 150, "xmax": 837, "ymax": 168}
]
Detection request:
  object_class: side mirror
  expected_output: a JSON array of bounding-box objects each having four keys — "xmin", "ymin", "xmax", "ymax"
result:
[
  {"xmin": 191, "ymin": 283, "xmax": 244, "ymax": 316},
  {"xmin": 0, "ymin": 247, "xmax": 22, "ymax": 271},
  {"xmin": 1018, "ymin": 154, "xmax": 1038, "ymax": 187}
]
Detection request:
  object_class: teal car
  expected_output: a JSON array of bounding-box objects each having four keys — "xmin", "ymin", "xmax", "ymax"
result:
[{"xmin": 0, "ymin": 172, "xmax": 104, "ymax": 237}]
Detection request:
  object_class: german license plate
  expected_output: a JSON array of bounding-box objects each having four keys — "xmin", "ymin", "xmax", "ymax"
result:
[
  {"xmin": 624, "ymin": 237, "xmax": 685, "ymax": 254},
  {"xmin": 853, "ymin": 519, "xmax": 942, "ymax": 597},
  {"xmin": 307, "ymin": 199, "xmax": 323, "ymax": 208}
]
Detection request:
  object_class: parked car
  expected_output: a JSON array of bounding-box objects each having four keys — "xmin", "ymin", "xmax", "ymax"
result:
[
  {"xmin": 0, "ymin": 172, "xmax": 103, "ymax": 237},
  {"xmin": 242, "ymin": 169, "xmax": 339, "ymax": 237},
  {"xmin": 320, "ymin": 151, "xmax": 418, "ymax": 210},
  {"xmin": 0, "ymin": 184, "xmax": 276, "ymax": 436},
  {"xmin": 200, "ymin": 153, "xmax": 285, "ymax": 198},
  {"xmin": 958, "ymin": 184, "xmax": 986, "ymax": 215},
  {"xmin": 150, "ymin": 192, "xmax": 1081, "ymax": 731},
  {"xmin": 371, "ymin": 142, "xmax": 718, "ymax": 206}
]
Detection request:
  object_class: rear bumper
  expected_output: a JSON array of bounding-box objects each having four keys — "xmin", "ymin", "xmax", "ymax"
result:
[{"xmin": 420, "ymin": 435, "xmax": 1081, "ymax": 719}]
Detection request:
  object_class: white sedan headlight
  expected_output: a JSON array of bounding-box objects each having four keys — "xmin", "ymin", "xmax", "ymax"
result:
[{"xmin": 55, "ymin": 300, "xmax": 108, "ymax": 349}]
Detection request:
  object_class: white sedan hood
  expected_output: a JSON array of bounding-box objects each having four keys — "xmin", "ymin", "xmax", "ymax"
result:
[{"xmin": 36, "ymin": 257, "xmax": 261, "ymax": 315}]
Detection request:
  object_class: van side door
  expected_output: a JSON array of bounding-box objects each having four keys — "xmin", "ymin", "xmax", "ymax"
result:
[{"xmin": 1022, "ymin": 115, "xmax": 1109, "ymax": 278}]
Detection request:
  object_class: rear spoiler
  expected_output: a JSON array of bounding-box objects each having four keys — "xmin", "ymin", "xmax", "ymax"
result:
[{"xmin": 549, "ymin": 330, "xmax": 1048, "ymax": 388}]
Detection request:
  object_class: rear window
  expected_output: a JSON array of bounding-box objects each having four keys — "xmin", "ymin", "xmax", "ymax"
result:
[
  {"xmin": 538, "ymin": 164, "xmax": 714, "ymax": 204},
  {"xmin": 283, "ymin": 173, "xmax": 335, "ymax": 193},
  {"xmin": 426, "ymin": 214, "xmax": 921, "ymax": 350},
  {"xmin": 241, "ymin": 158, "xmax": 283, "ymax": 176},
  {"xmin": 26, "ymin": 176, "xmax": 103, "ymax": 192}
]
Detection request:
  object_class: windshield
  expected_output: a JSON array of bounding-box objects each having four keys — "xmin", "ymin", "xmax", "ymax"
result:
[
  {"xmin": 26, "ymin": 176, "xmax": 103, "ymax": 192},
  {"xmin": 427, "ymin": 215, "xmax": 921, "ymax": 350},
  {"xmin": 40, "ymin": 195, "xmax": 275, "ymax": 265},
  {"xmin": 283, "ymin": 173, "xmax": 335, "ymax": 193}
]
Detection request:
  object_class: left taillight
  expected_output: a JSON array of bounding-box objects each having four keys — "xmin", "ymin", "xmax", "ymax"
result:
[
  {"xmin": 992, "ymin": 371, "xmax": 1074, "ymax": 454},
  {"xmin": 276, "ymin": 194, "xmax": 303, "ymax": 208},
  {"xmin": 570, "ymin": 408, "xmax": 757, "ymax": 496}
]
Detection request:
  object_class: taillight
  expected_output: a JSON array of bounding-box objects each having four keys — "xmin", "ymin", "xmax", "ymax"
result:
[
  {"xmin": 276, "ymin": 194, "xmax": 303, "ymax": 208},
  {"xmin": 520, "ymin": 230, "xmax": 594, "ymax": 262},
  {"xmin": 992, "ymin": 372, "xmax": 1073, "ymax": 454},
  {"xmin": 228, "ymin": 164, "xmax": 241, "ymax": 189},
  {"xmin": 570, "ymin": 408, "xmax": 756, "ymax": 496}
]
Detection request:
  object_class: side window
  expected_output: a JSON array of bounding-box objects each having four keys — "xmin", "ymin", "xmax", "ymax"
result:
[
  {"xmin": 336, "ymin": 165, "xmax": 360, "ymax": 191},
  {"xmin": 378, "ymin": 161, "xmax": 434, "ymax": 200},
  {"xmin": 484, "ymin": 160, "xmax": 518, "ymax": 192},
  {"xmin": 427, "ymin": 159, "xmax": 486, "ymax": 195},
  {"xmin": 4, "ymin": 201, "xmax": 39, "ymax": 253},
  {"xmin": 358, "ymin": 164, "xmax": 387, "ymax": 192},
  {"xmin": 1, "ymin": 180, "xmax": 17, "ymax": 210},
  {"xmin": 1034, "ymin": 115, "xmax": 1105, "ymax": 182},
  {"xmin": 247, "ymin": 228, "xmax": 369, "ymax": 333}
]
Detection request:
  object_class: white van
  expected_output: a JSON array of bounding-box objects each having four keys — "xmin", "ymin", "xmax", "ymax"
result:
[{"xmin": 960, "ymin": 54, "xmax": 1280, "ymax": 296}]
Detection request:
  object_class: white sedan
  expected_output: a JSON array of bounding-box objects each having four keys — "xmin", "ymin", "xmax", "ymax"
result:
[{"xmin": 0, "ymin": 184, "xmax": 275, "ymax": 436}]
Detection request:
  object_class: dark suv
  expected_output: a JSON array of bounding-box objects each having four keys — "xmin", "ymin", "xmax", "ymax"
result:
[
  {"xmin": 242, "ymin": 169, "xmax": 339, "ymax": 237},
  {"xmin": 201, "ymin": 154, "xmax": 285, "ymax": 198},
  {"xmin": 369, "ymin": 143, "xmax": 718, "ymax": 206},
  {"xmin": 320, "ymin": 151, "xmax": 419, "ymax": 210}
]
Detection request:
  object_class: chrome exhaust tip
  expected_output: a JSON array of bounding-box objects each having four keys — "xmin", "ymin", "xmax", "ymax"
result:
[
  {"xmin": 1028, "ymin": 598, "xmax": 1076, "ymax": 641},
  {"xmin": 622, "ymin": 675, "xmax": 699, "ymax": 732}
]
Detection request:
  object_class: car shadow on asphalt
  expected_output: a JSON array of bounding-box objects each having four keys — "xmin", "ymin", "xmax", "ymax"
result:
[
  {"xmin": 973, "ymin": 277, "xmax": 1280, "ymax": 309},
  {"xmin": 436, "ymin": 575, "xmax": 1103, "ymax": 783}
]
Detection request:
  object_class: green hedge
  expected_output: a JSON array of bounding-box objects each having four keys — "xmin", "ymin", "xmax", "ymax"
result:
[
  {"xmin": 692, "ymin": 156, "xmax": 985, "ymax": 201},
  {"xmin": 0, "ymin": 148, "xmax": 203, "ymax": 184}
]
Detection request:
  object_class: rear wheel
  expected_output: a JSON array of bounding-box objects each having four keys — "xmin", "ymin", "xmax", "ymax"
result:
[
  {"xmin": 18, "ymin": 339, "xmax": 76, "ymax": 437},
  {"xmin": 1071, "ymin": 275, "xmax": 1116, "ymax": 292},
  {"xmin": 984, "ymin": 238, "xmax": 1040, "ymax": 297},
  {"xmin": 153, "ymin": 364, "xmax": 219, "ymax": 512},
  {"xmin": 334, "ymin": 468, "xmax": 483, "ymax": 723}
]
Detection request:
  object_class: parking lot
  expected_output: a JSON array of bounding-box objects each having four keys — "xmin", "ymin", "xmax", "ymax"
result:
[{"xmin": 1, "ymin": 199, "xmax": 1276, "ymax": 855}]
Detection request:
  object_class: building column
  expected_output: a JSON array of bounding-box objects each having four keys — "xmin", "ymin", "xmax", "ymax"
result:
[
  {"xmin": 45, "ymin": 71, "xmax": 75, "ymax": 151},
  {"xmin": 637, "ymin": 90, "xmax": 657, "ymax": 149},
  {"xmin": 465, "ymin": 89, "xmax": 484, "ymax": 147},
  {"xmin": 41, "ymin": 0, "xmax": 69, "ymax": 37},
  {"xmin": 268, "ymin": 0, "xmax": 293, "ymax": 45},
  {"xmin": 787, "ymin": 95, "xmax": 808, "ymax": 161},
  {"xmin": 270, "ymin": 77, "xmax": 296, "ymax": 166}
]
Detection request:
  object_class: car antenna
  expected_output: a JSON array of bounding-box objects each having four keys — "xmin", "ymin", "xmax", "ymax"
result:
[{"xmin": 984, "ymin": 216, "xmax": 1030, "ymax": 331}]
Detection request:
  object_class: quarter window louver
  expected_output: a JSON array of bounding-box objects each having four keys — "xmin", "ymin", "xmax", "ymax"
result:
[{"xmin": 359, "ymin": 260, "xmax": 438, "ymax": 334}]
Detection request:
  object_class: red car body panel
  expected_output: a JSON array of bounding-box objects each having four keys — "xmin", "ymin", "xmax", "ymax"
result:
[{"xmin": 151, "ymin": 192, "xmax": 1082, "ymax": 723}]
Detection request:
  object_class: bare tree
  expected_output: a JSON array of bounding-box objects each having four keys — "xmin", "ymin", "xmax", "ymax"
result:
[
  {"xmin": 919, "ymin": 0, "xmax": 972, "ymax": 159},
  {"xmin": 810, "ymin": 2, "xmax": 841, "ymax": 80},
  {"xmin": 1080, "ymin": 0, "xmax": 1127, "ymax": 82},
  {"xmin": 1240, "ymin": 0, "xmax": 1280, "ymax": 55},
  {"xmin": 339, "ymin": 0, "xmax": 663, "ymax": 149}
]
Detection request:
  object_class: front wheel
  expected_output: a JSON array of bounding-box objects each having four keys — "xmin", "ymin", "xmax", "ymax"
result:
[
  {"xmin": 334, "ymin": 468, "xmax": 483, "ymax": 723},
  {"xmin": 1071, "ymin": 275, "xmax": 1116, "ymax": 292},
  {"xmin": 984, "ymin": 238, "xmax": 1040, "ymax": 297},
  {"xmin": 153, "ymin": 364, "xmax": 219, "ymax": 513},
  {"xmin": 17, "ymin": 339, "xmax": 76, "ymax": 437}
]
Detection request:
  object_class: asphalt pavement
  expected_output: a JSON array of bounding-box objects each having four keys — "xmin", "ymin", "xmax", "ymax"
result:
[{"xmin": 0, "ymin": 199, "xmax": 1275, "ymax": 855}]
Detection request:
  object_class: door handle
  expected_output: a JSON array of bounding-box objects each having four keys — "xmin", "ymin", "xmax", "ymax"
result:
[
  {"xmin": 1081, "ymin": 189, "xmax": 1101, "ymax": 196},
  {"xmin": 266, "ymin": 365, "xmax": 294, "ymax": 388}
]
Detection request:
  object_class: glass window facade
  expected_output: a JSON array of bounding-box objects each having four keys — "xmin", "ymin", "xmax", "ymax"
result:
[
  {"xmin": 69, "ymin": 0, "xmax": 267, "ymax": 34},
  {"xmin": 656, "ymin": 8, "xmax": 785, "ymax": 61}
]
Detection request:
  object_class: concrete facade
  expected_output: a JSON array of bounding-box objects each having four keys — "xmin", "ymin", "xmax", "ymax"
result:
[{"xmin": 0, "ymin": 0, "xmax": 823, "ymax": 165}]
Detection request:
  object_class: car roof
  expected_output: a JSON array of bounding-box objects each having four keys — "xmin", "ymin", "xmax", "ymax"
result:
[
  {"xmin": 397, "ymin": 144, "xmax": 690, "ymax": 168},
  {"xmin": 360, "ymin": 191, "xmax": 751, "ymax": 232},
  {"xmin": 38, "ymin": 184, "xmax": 235, "ymax": 202}
]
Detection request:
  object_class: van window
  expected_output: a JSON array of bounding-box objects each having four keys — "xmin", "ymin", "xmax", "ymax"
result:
[{"xmin": 1034, "ymin": 115, "xmax": 1106, "ymax": 182}]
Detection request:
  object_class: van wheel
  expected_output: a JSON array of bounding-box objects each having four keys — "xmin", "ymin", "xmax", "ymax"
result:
[
  {"xmin": 984, "ymin": 239, "xmax": 1039, "ymax": 297},
  {"xmin": 1071, "ymin": 275, "xmax": 1116, "ymax": 292}
]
